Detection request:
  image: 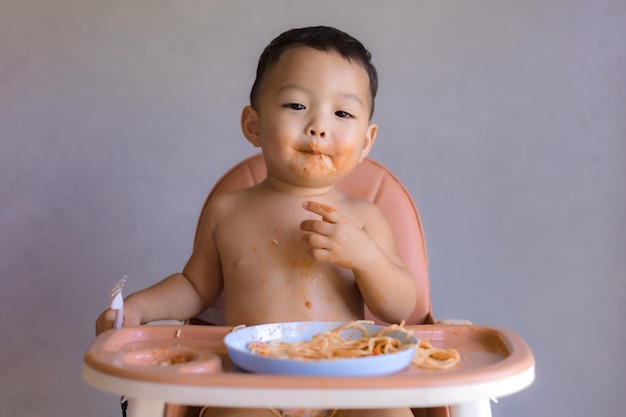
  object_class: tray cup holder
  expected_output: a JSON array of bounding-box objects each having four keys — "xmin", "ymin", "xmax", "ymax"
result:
[{"xmin": 120, "ymin": 346, "xmax": 222, "ymax": 374}]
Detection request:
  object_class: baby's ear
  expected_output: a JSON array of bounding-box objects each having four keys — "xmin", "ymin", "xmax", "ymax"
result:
[
  {"xmin": 358, "ymin": 123, "xmax": 378, "ymax": 162},
  {"xmin": 241, "ymin": 106, "xmax": 261, "ymax": 147}
]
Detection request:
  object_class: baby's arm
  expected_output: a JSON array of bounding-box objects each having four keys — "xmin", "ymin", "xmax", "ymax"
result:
[
  {"xmin": 95, "ymin": 203, "xmax": 224, "ymax": 335},
  {"xmin": 300, "ymin": 200, "xmax": 417, "ymax": 323}
]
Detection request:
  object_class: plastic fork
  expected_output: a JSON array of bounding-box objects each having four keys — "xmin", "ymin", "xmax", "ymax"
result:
[{"xmin": 110, "ymin": 275, "xmax": 127, "ymax": 329}]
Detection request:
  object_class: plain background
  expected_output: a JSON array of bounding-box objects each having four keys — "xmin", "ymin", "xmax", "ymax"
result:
[{"xmin": 1, "ymin": 1, "xmax": 625, "ymax": 416}]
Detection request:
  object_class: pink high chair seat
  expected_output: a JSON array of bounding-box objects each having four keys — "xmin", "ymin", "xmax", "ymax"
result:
[{"xmin": 166, "ymin": 153, "xmax": 448, "ymax": 417}]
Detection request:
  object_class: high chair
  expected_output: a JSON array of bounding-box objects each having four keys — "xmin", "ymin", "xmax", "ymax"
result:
[
  {"xmin": 84, "ymin": 154, "xmax": 534, "ymax": 417},
  {"xmin": 164, "ymin": 153, "xmax": 448, "ymax": 417}
]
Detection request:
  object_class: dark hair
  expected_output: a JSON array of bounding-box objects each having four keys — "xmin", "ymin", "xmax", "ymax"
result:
[{"xmin": 250, "ymin": 26, "xmax": 378, "ymax": 118}]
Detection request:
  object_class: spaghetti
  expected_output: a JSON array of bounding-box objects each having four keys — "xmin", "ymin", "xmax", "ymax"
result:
[
  {"xmin": 413, "ymin": 339, "xmax": 460, "ymax": 370},
  {"xmin": 247, "ymin": 320, "xmax": 460, "ymax": 370},
  {"xmin": 321, "ymin": 154, "xmax": 336, "ymax": 171}
]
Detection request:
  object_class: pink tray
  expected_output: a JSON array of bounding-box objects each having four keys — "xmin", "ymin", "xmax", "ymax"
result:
[{"xmin": 84, "ymin": 324, "xmax": 534, "ymax": 389}]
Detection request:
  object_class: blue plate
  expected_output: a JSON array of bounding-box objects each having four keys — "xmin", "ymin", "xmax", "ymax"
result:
[{"xmin": 223, "ymin": 321, "xmax": 417, "ymax": 376}]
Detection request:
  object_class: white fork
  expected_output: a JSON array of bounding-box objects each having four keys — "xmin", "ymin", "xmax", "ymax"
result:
[{"xmin": 110, "ymin": 275, "xmax": 127, "ymax": 329}]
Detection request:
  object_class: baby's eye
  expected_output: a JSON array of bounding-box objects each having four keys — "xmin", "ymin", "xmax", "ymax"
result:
[
  {"xmin": 284, "ymin": 103, "xmax": 305, "ymax": 110},
  {"xmin": 335, "ymin": 110, "xmax": 353, "ymax": 118}
]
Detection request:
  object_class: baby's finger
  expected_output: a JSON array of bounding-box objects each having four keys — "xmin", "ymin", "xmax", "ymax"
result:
[
  {"xmin": 300, "ymin": 219, "xmax": 327, "ymax": 235},
  {"xmin": 302, "ymin": 201, "xmax": 341, "ymax": 223},
  {"xmin": 95, "ymin": 308, "xmax": 117, "ymax": 335}
]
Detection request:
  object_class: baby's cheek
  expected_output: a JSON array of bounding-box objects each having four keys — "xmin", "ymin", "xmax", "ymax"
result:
[{"xmin": 332, "ymin": 144, "xmax": 358, "ymax": 170}]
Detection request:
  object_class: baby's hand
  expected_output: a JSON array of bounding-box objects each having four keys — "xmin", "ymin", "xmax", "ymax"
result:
[
  {"xmin": 300, "ymin": 200, "xmax": 376, "ymax": 270},
  {"xmin": 95, "ymin": 302, "xmax": 142, "ymax": 335}
]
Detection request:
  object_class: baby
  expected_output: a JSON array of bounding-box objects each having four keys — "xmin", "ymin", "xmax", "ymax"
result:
[{"xmin": 96, "ymin": 26, "xmax": 418, "ymax": 417}]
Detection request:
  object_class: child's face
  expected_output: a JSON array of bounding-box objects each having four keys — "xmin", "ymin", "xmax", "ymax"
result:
[{"xmin": 242, "ymin": 46, "xmax": 377, "ymax": 190}]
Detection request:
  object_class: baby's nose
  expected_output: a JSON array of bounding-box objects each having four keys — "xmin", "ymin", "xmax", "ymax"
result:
[
  {"xmin": 309, "ymin": 128, "xmax": 326, "ymax": 138},
  {"xmin": 307, "ymin": 115, "xmax": 327, "ymax": 138}
]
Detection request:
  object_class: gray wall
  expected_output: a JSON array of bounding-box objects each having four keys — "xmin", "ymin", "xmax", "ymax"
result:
[{"xmin": 1, "ymin": 1, "xmax": 624, "ymax": 416}]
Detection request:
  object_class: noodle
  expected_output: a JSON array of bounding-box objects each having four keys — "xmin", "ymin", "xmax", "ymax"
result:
[
  {"xmin": 149, "ymin": 351, "xmax": 196, "ymax": 366},
  {"xmin": 321, "ymin": 154, "xmax": 336, "ymax": 171},
  {"xmin": 246, "ymin": 320, "xmax": 460, "ymax": 370},
  {"xmin": 413, "ymin": 339, "xmax": 461, "ymax": 370}
]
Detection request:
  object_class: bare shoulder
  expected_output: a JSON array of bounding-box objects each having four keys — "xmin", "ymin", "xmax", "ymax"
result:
[
  {"xmin": 195, "ymin": 188, "xmax": 255, "ymax": 236},
  {"xmin": 337, "ymin": 192, "xmax": 388, "ymax": 228},
  {"xmin": 203, "ymin": 188, "xmax": 250, "ymax": 213}
]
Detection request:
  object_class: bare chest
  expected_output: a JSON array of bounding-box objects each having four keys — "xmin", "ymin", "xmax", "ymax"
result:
[{"xmin": 213, "ymin": 206, "xmax": 361, "ymax": 324}]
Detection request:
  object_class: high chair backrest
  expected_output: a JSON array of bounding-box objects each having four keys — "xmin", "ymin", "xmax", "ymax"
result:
[{"xmin": 193, "ymin": 154, "xmax": 433, "ymax": 325}]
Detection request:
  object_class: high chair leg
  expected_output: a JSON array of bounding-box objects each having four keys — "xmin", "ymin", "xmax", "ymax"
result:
[
  {"xmin": 449, "ymin": 399, "xmax": 492, "ymax": 417},
  {"xmin": 125, "ymin": 397, "xmax": 166, "ymax": 417}
]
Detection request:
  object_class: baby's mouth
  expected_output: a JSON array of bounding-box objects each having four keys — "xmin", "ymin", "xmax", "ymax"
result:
[
  {"xmin": 302, "ymin": 147, "xmax": 321, "ymax": 155},
  {"xmin": 300, "ymin": 148, "xmax": 336, "ymax": 171}
]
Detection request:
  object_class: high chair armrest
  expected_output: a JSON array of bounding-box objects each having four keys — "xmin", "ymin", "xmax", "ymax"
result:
[
  {"xmin": 435, "ymin": 319, "xmax": 473, "ymax": 325},
  {"xmin": 146, "ymin": 318, "xmax": 474, "ymax": 326},
  {"xmin": 146, "ymin": 319, "xmax": 186, "ymax": 326}
]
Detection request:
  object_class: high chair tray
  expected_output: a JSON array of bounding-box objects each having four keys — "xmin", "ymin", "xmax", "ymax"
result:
[{"xmin": 83, "ymin": 324, "xmax": 534, "ymax": 408}]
